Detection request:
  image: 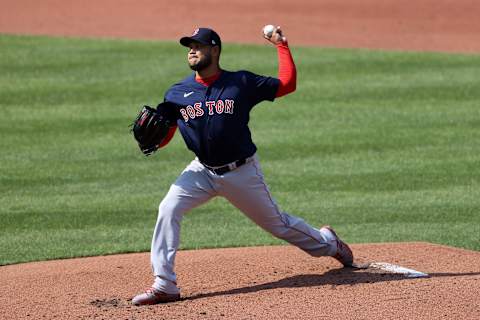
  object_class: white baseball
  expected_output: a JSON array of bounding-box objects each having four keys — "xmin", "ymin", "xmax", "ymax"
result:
[{"xmin": 262, "ymin": 24, "xmax": 276, "ymax": 38}]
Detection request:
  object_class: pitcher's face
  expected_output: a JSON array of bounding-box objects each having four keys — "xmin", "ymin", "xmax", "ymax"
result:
[{"xmin": 187, "ymin": 42, "xmax": 214, "ymax": 71}]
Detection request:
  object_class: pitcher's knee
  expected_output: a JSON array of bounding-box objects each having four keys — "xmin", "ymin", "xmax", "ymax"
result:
[{"xmin": 158, "ymin": 200, "xmax": 183, "ymax": 222}]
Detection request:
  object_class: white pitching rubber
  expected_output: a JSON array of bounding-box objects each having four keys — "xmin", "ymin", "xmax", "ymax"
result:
[{"xmin": 369, "ymin": 262, "xmax": 429, "ymax": 278}]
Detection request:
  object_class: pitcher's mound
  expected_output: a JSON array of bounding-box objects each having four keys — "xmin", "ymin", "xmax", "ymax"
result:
[{"xmin": 1, "ymin": 242, "xmax": 479, "ymax": 319}]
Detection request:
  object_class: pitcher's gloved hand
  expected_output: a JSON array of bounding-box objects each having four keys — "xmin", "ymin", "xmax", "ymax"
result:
[{"xmin": 131, "ymin": 102, "xmax": 177, "ymax": 156}]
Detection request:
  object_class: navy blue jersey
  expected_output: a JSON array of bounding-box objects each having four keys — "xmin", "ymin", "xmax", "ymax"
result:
[{"xmin": 164, "ymin": 70, "xmax": 280, "ymax": 167}]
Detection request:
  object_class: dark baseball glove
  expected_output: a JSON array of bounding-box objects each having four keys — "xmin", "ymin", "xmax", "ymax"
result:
[{"xmin": 131, "ymin": 102, "xmax": 177, "ymax": 156}]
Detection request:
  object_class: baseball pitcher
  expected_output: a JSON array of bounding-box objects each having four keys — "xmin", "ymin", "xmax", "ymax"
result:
[{"xmin": 131, "ymin": 26, "xmax": 354, "ymax": 305}]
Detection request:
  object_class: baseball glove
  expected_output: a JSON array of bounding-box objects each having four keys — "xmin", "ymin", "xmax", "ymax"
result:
[{"xmin": 131, "ymin": 102, "xmax": 177, "ymax": 156}]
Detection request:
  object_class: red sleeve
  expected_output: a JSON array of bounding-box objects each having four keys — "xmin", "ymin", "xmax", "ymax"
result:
[
  {"xmin": 157, "ymin": 125, "xmax": 177, "ymax": 148},
  {"xmin": 275, "ymin": 42, "xmax": 297, "ymax": 98}
]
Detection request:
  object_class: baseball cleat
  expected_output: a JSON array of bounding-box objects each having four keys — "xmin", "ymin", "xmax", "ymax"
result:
[
  {"xmin": 320, "ymin": 226, "xmax": 354, "ymax": 267},
  {"xmin": 132, "ymin": 288, "xmax": 180, "ymax": 306}
]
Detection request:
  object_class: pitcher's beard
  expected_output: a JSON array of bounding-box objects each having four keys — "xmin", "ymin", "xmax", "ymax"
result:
[{"xmin": 189, "ymin": 55, "xmax": 212, "ymax": 71}]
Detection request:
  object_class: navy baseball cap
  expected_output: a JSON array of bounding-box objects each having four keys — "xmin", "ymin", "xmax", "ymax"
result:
[{"xmin": 180, "ymin": 27, "xmax": 221, "ymax": 49}]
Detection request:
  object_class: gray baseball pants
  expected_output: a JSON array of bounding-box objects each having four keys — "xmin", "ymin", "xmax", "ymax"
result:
[{"xmin": 150, "ymin": 154, "xmax": 334, "ymax": 294}]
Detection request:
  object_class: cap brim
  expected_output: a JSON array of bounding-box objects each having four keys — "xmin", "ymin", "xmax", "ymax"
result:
[{"xmin": 180, "ymin": 36, "xmax": 210, "ymax": 47}]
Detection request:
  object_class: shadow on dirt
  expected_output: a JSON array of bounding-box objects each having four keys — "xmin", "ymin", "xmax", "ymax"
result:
[{"xmin": 183, "ymin": 268, "xmax": 480, "ymax": 301}]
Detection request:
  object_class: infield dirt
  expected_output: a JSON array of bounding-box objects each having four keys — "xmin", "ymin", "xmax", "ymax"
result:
[{"xmin": 1, "ymin": 0, "xmax": 480, "ymax": 319}]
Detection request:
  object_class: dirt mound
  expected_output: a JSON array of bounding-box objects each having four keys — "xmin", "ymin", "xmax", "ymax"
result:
[{"xmin": 1, "ymin": 243, "xmax": 479, "ymax": 319}]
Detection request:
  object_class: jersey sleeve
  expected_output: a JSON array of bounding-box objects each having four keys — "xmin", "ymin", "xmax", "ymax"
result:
[
  {"xmin": 157, "ymin": 125, "xmax": 177, "ymax": 149},
  {"xmin": 275, "ymin": 43, "xmax": 297, "ymax": 97},
  {"xmin": 243, "ymin": 71, "xmax": 280, "ymax": 106},
  {"xmin": 156, "ymin": 89, "xmax": 180, "ymax": 149}
]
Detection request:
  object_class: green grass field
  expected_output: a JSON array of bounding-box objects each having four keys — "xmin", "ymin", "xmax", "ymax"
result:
[{"xmin": 1, "ymin": 34, "xmax": 479, "ymax": 265}]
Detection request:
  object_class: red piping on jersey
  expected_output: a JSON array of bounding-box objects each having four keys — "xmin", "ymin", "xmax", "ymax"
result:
[{"xmin": 276, "ymin": 42, "xmax": 297, "ymax": 97}]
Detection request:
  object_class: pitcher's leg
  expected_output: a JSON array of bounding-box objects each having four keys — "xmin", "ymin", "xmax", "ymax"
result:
[
  {"xmin": 150, "ymin": 160, "xmax": 215, "ymax": 294},
  {"xmin": 221, "ymin": 157, "xmax": 334, "ymax": 257}
]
